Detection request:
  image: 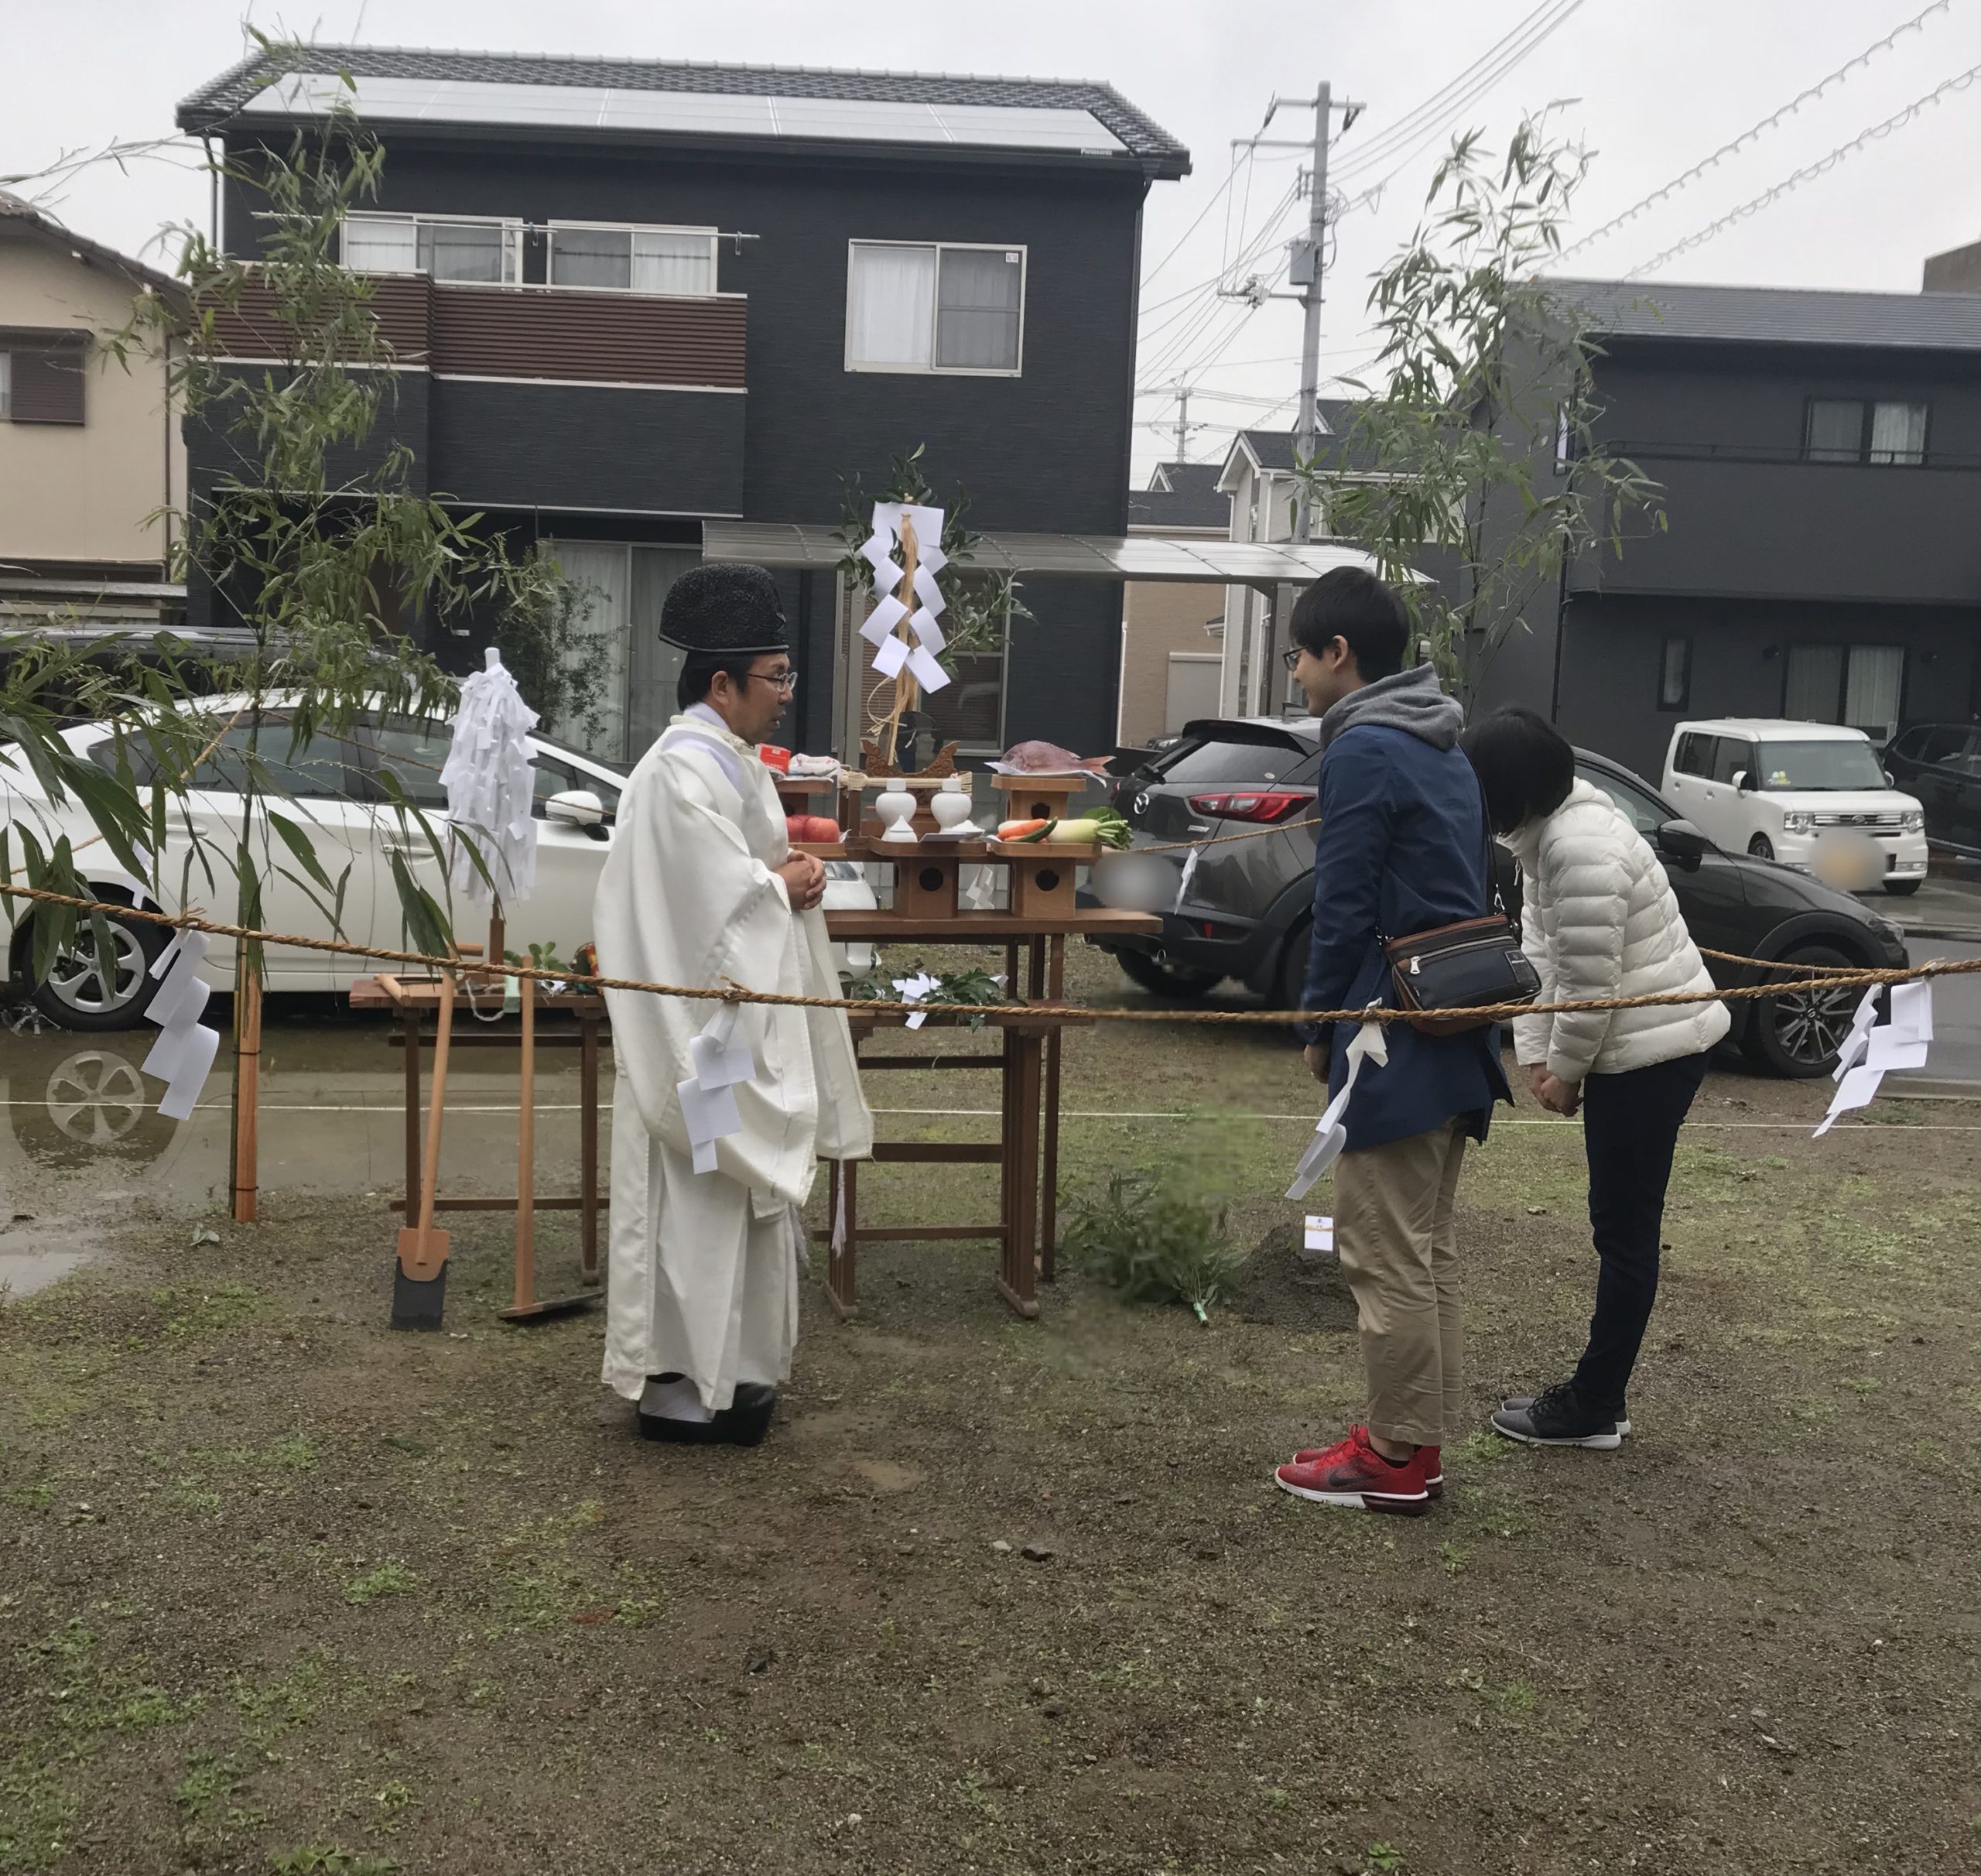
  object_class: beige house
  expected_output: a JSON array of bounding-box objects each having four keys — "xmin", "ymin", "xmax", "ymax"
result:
[
  {"xmin": 1115, "ymin": 460, "xmax": 1228, "ymax": 748},
  {"xmin": 0, "ymin": 192, "xmax": 184, "ymax": 633}
]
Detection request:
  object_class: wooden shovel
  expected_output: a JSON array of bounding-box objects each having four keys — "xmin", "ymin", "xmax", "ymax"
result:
[{"xmin": 392, "ymin": 969, "xmax": 456, "ymax": 1329}]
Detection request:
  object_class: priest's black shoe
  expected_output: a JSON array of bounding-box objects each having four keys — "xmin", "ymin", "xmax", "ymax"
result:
[{"xmin": 637, "ymin": 1376, "xmax": 777, "ymax": 1446}]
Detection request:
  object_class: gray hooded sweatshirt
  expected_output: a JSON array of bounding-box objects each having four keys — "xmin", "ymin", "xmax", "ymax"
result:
[{"xmin": 1319, "ymin": 663, "xmax": 1464, "ymax": 752}]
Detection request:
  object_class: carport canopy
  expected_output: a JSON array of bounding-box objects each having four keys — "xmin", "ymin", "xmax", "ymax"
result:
[{"xmin": 700, "ymin": 522, "xmax": 1397, "ymax": 591}]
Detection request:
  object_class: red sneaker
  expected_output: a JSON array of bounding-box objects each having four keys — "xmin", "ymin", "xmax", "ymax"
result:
[
  {"xmin": 1295, "ymin": 1428, "xmax": 1442, "ymax": 1499},
  {"xmin": 1276, "ymin": 1425, "xmax": 1432, "ymax": 1515}
]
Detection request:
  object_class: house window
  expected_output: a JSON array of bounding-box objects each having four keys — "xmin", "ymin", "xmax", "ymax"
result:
[
  {"xmin": 1784, "ymin": 642, "xmax": 1907, "ymax": 745},
  {"xmin": 342, "ymin": 214, "xmax": 522, "ymax": 284},
  {"xmin": 1658, "ymin": 635, "xmax": 1691, "ymax": 710},
  {"xmin": 846, "ymin": 241, "xmax": 1025, "ymax": 375},
  {"xmin": 1802, "ymin": 397, "xmax": 1928, "ymax": 465},
  {"xmin": 0, "ymin": 336, "xmax": 84, "ymax": 424},
  {"xmin": 546, "ymin": 224, "xmax": 718, "ymax": 296}
]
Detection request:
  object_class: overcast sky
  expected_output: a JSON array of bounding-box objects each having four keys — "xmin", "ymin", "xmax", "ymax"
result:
[{"xmin": 11, "ymin": 0, "xmax": 1981, "ymax": 485}]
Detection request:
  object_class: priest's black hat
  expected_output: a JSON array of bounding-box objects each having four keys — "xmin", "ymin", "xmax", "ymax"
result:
[{"xmin": 658, "ymin": 563, "xmax": 789, "ymax": 654}]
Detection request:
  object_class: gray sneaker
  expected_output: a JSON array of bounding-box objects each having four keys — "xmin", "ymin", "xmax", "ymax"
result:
[
  {"xmin": 1501, "ymin": 1392, "xmax": 1630, "ymax": 1438},
  {"xmin": 1493, "ymin": 1384, "xmax": 1627, "ymax": 1450}
]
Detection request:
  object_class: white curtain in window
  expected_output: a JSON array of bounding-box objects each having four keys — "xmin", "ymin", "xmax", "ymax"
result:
[
  {"xmin": 847, "ymin": 244, "xmax": 935, "ymax": 368},
  {"xmin": 0, "ymin": 351, "xmax": 11, "ymax": 419},
  {"xmin": 1844, "ymin": 645, "xmax": 1904, "ymax": 741},
  {"xmin": 343, "ymin": 217, "xmax": 418, "ymax": 272},
  {"xmin": 1784, "ymin": 645, "xmax": 1844, "ymax": 723},
  {"xmin": 632, "ymin": 231, "xmax": 715, "ymax": 296},
  {"xmin": 542, "ymin": 541, "xmax": 631, "ymax": 764},
  {"xmin": 1805, "ymin": 399, "xmax": 1863, "ymax": 462},
  {"xmin": 1869, "ymin": 402, "xmax": 1927, "ymax": 465}
]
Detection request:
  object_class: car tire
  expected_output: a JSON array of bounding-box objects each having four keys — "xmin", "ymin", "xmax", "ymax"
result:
[
  {"xmin": 1748, "ymin": 834, "xmax": 1775, "ymax": 861},
  {"xmin": 1278, "ymin": 922, "xmax": 1318, "ymax": 1029},
  {"xmin": 23, "ymin": 893, "xmax": 169, "ymax": 1032},
  {"xmin": 1743, "ymin": 943, "xmax": 1860, "ymax": 1080},
  {"xmin": 1115, "ymin": 947, "xmax": 1222, "ymax": 1000},
  {"xmin": 1883, "ymin": 879, "xmax": 1922, "ymax": 896}
]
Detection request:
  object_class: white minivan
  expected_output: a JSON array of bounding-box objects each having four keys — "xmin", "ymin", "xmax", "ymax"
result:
[{"xmin": 1661, "ymin": 718, "xmax": 1927, "ymax": 895}]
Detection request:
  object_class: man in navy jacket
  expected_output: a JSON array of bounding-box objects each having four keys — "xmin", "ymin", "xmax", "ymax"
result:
[{"xmin": 1273, "ymin": 569, "xmax": 1508, "ymax": 1516}]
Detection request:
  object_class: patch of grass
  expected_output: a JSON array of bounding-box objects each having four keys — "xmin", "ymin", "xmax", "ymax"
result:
[
  {"xmin": 269, "ymin": 1850, "xmax": 400, "ymax": 1876},
  {"xmin": 1062, "ymin": 1170, "xmax": 1244, "ymax": 1320},
  {"xmin": 343, "ymin": 1563, "xmax": 418, "ymax": 1607},
  {"xmin": 0, "ymin": 1748, "xmax": 77, "ymax": 1872},
  {"xmin": 1437, "ymin": 1541, "xmax": 1469, "ymax": 1576},
  {"xmin": 154, "ymin": 1280, "xmax": 262, "ymax": 1337}
]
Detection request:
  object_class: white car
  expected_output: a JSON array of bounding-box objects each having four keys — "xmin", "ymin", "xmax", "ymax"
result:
[
  {"xmin": 1661, "ymin": 717, "xmax": 1928, "ymax": 896},
  {"xmin": 2, "ymin": 700, "xmax": 874, "ymax": 1029}
]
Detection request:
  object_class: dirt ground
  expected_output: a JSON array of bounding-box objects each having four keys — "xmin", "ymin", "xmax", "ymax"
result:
[{"xmin": 2, "ymin": 943, "xmax": 1978, "ymax": 1875}]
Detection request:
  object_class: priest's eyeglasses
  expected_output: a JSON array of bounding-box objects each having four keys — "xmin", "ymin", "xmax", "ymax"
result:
[{"xmin": 749, "ymin": 669, "xmax": 799, "ymax": 695}]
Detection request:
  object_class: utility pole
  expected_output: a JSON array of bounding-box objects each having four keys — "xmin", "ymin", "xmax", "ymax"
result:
[
  {"xmin": 1172, "ymin": 382, "xmax": 1192, "ymax": 461},
  {"xmin": 1225, "ymin": 87, "xmax": 1363, "ymax": 539}
]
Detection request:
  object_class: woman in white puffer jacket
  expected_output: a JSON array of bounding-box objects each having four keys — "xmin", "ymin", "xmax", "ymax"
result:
[{"xmin": 1462, "ymin": 707, "xmax": 1730, "ymax": 1453}]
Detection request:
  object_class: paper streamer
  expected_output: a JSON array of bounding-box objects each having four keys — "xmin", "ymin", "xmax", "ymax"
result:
[
  {"xmin": 909, "ymin": 608, "xmax": 946, "ymax": 656},
  {"xmin": 1815, "ymin": 981, "xmax": 1934, "ymax": 1136},
  {"xmin": 892, "ymin": 971, "xmax": 939, "ymax": 1031},
  {"xmin": 1173, "ymin": 846, "xmax": 1200, "ymax": 912},
  {"xmin": 912, "ymin": 564, "xmax": 946, "ymax": 615},
  {"xmin": 679, "ymin": 1003, "xmax": 758, "ymax": 1174},
  {"xmin": 1287, "ymin": 1013, "xmax": 1389, "ymax": 1200},
  {"xmin": 142, "ymin": 928, "xmax": 219, "ymax": 1122},
  {"xmin": 861, "ymin": 593, "xmax": 910, "ymax": 645},
  {"xmin": 440, "ymin": 648, "xmax": 540, "ymax": 908},
  {"xmin": 907, "ymin": 645, "xmax": 950, "ymax": 693},
  {"xmin": 1303, "ymin": 1215, "xmax": 1336, "ymax": 1255},
  {"xmin": 873, "ymin": 634, "xmax": 909, "ymax": 679}
]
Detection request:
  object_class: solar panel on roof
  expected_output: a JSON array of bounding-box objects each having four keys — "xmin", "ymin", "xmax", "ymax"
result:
[{"xmin": 242, "ymin": 71, "xmax": 1123, "ymax": 154}]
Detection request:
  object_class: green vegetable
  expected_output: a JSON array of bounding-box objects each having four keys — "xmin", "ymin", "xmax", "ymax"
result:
[
  {"xmin": 1018, "ymin": 819, "xmax": 1058, "ymax": 843},
  {"xmin": 1042, "ymin": 807, "xmax": 1131, "ymax": 850}
]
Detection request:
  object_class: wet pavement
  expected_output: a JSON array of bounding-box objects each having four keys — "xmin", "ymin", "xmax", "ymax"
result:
[{"xmin": 0, "ymin": 998, "xmax": 618, "ymax": 1231}]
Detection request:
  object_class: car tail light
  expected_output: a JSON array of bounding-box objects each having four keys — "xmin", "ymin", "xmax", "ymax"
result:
[{"xmin": 1187, "ymin": 789, "xmax": 1309, "ymax": 824}]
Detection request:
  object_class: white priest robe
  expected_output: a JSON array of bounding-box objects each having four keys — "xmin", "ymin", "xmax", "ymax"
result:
[{"xmin": 594, "ymin": 710, "xmax": 872, "ymax": 1412}]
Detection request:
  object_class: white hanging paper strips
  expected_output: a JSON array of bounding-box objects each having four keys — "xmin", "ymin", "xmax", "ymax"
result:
[
  {"xmin": 907, "ymin": 645, "xmax": 950, "ymax": 693},
  {"xmin": 441, "ymin": 649, "xmax": 541, "ymax": 909},
  {"xmin": 892, "ymin": 971, "xmax": 940, "ymax": 1031},
  {"xmin": 909, "ymin": 608, "xmax": 946, "ymax": 656},
  {"xmin": 147, "ymin": 1022, "xmax": 221, "ymax": 1122},
  {"xmin": 873, "ymin": 634, "xmax": 909, "ymax": 679},
  {"xmin": 678, "ymin": 1003, "xmax": 758, "ymax": 1174},
  {"xmin": 1287, "ymin": 1014, "xmax": 1389, "ymax": 1200},
  {"xmin": 912, "ymin": 564, "xmax": 946, "ymax": 615},
  {"xmin": 861, "ymin": 594, "xmax": 910, "ymax": 646},
  {"xmin": 860, "ymin": 532, "xmax": 903, "ymax": 591},
  {"xmin": 1173, "ymin": 846, "xmax": 1200, "ymax": 911},
  {"xmin": 140, "ymin": 929, "xmax": 219, "ymax": 1122},
  {"xmin": 1814, "ymin": 981, "xmax": 1935, "ymax": 1136}
]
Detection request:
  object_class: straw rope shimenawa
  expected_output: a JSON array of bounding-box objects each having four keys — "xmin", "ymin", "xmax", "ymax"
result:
[{"xmin": 2, "ymin": 880, "xmax": 1970, "ymax": 1029}]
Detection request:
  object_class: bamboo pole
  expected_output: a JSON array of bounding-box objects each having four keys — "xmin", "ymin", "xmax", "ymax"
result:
[
  {"xmin": 230, "ymin": 960, "xmax": 262, "ymax": 1224},
  {"xmin": 512, "ymin": 974, "xmax": 536, "ymax": 1311}
]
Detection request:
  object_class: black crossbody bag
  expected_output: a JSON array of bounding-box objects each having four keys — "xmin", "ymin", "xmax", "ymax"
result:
[{"xmin": 1380, "ymin": 771, "xmax": 1540, "ymax": 1036}]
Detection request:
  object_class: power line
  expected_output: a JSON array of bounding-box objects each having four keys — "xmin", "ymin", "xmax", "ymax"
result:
[
  {"xmin": 1624, "ymin": 59, "xmax": 1981, "ymax": 277},
  {"xmin": 1555, "ymin": 0, "xmax": 1959, "ymax": 266},
  {"xmin": 1331, "ymin": 0, "xmax": 1586, "ymax": 182},
  {"xmin": 1141, "ymin": 145, "xmax": 1247, "ymax": 288}
]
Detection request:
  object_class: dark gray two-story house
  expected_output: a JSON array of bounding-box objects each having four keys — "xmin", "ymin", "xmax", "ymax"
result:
[
  {"xmin": 1481, "ymin": 277, "xmax": 1981, "ymax": 779},
  {"xmin": 175, "ymin": 46, "xmax": 1189, "ymax": 764}
]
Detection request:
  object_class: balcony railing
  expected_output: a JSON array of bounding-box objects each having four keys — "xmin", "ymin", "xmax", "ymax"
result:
[{"xmin": 203, "ymin": 270, "xmax": 747, "ymax": 391}]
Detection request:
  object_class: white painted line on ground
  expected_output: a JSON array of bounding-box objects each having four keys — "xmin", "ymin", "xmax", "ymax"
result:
[{"xmin": 4, "ymin": 1102, "xmax": 1976, "ymax": 1131}]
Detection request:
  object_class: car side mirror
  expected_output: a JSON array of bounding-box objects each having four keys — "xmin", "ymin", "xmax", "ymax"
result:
[
  {"xmin": 1654, "ymin": 818, "xmax": 1708, "ymax": 872},
  {"xmin": 1883, "ymin": 768, "xmax": 1895, "ymax": 786},
  {"xmin": 545, "ymin": 789, "xmax": 609, "ymax": 840},
  {"xmin": 1732, "ymin": 770, "xmax": 1752, "ymax": 796}
]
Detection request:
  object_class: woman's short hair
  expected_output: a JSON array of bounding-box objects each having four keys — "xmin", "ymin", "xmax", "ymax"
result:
[{"xmin": 1462, "ymin": 705, "xmax": 1576, "ymax": 835}]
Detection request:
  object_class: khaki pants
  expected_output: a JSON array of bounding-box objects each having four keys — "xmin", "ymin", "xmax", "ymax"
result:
[{"xmin": 1333, "ymin": 1120, "xmax": 1469, "ymax": 1448}]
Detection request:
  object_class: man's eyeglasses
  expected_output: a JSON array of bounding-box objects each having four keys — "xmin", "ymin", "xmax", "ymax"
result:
[
  {"xmin": 1280, "ymin": 646, "xmax": 1305, "ymax": 673},
  {"xmin": 749, "ymin": 669, "xmax": 799, "ymax": 696}
]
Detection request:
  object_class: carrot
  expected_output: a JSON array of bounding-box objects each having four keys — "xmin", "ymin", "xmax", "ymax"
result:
[{"xmin": 997, "ymin": 819, "xmax": 1049, "ymax": 840}]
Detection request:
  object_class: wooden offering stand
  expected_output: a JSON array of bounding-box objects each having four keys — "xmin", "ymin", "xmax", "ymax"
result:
[{"xmin": 988, "ymin": 769, "xmax": 1101, "ymax": 827}]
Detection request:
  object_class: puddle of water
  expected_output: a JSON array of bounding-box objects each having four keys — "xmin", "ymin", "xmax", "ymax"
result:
[{"xmin": 0, "ymin": 1222, "xmax": 101, "ymax": 1299}]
